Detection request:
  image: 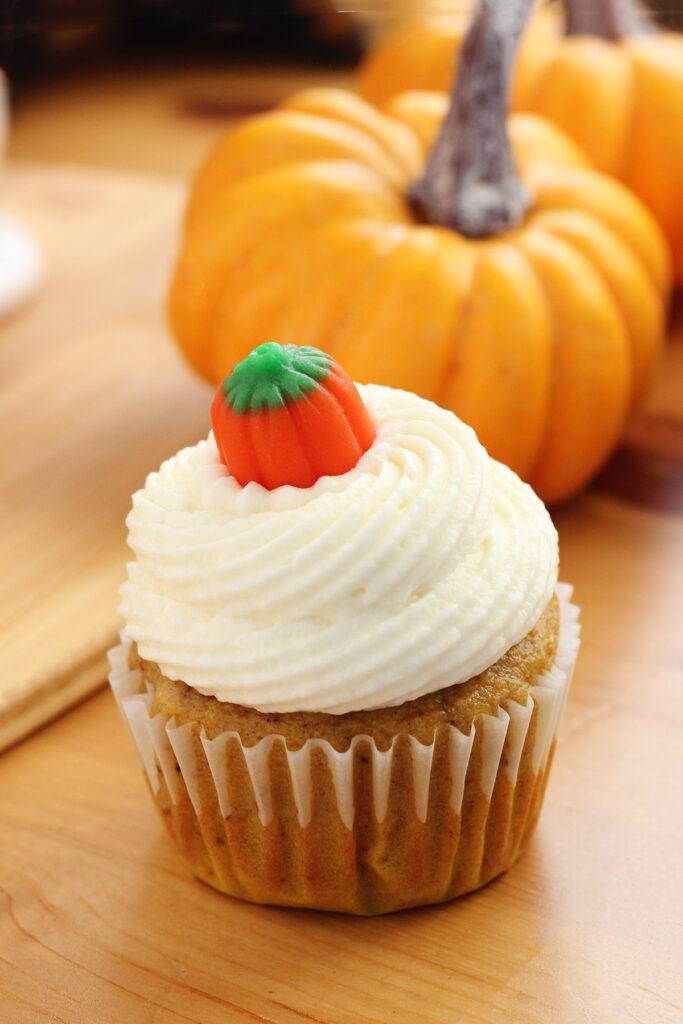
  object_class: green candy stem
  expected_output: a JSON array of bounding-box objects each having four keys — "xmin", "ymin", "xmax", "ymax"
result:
[{"xmin": 221, "ymin": 343, "xmax": 333, "ymax": 415}]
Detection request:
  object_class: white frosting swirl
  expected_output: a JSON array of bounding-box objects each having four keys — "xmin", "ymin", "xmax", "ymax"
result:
[{"xmin": 119, "ymin": 385, "xmax": 558, "ymax": 714}]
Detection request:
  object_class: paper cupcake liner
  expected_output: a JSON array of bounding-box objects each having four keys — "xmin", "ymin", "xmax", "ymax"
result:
[{"xmin": 109, "ymin": 584, "xmax": 580, "ymax": 914}]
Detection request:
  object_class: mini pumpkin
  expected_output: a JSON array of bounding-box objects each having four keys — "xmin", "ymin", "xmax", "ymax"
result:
[
  {"xmin": 169, "ymin": 0, "xmax": 670, "ymax": 505},
  {"xmin": 514, "ymin": 0, "xmax": 683, "ymax": 285},
  {"xmin": 357, "ymin": 0, "xmax": 683, "ymax": 287},
  {"xmin": 356, "ymin": 1, "xmax": 561, "ymax": 108}
]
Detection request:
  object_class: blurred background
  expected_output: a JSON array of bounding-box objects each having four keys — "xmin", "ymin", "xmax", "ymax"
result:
[{"xmin": 3, "ymin": 1, "xmax": 683, "ymax": 176}]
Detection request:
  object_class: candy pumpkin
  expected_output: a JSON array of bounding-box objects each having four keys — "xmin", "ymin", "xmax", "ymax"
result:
[
  {"xmin": 514, "ymin": 0, "xmax": 683, "ymax": 285},
  {"xmin": 211, "ymin": 342, "xmax": 375, "ymax": 489},
  {"xmin": 169, "ymin": 0, "xmax": 670, "ymax": 505}
]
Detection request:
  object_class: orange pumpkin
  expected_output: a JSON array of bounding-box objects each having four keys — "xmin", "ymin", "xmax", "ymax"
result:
[
  {"xmin": 356, "ymin": 2, "xmax": 561, "ymax": 108},
  {"xmin": 358, "ymin": 0, "xmax": 683, "ymax": 286},
  {"xmin": 169, "ymin": 0, "xmax": 670, "ymax": 505},
  {"xmin": 514, "ymin": 0, "xmax": 683, "ymax": 285},
  {"xmin": 382, "ymin": 90, "xmax": 591, "ymax": 174}
]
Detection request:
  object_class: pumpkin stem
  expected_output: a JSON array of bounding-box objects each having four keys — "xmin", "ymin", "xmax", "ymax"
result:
[
  {"xmin": 409, "ymin": 0, "xmax": 533, "ymax": 238},
  {"xmin": 563, "ymin": 0, "xmax": 654, "ymax": 40}
]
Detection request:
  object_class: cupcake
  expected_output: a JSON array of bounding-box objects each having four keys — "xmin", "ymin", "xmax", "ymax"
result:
[{"xmin": 111, "ymin": 342, "xmax": 579, "ymax": 915}]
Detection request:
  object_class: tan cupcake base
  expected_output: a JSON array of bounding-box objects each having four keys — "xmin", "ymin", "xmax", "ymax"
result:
[
  {"xmin": 150, "ymin": 727, "xmax": 556, "ymax": 914},
  {"xmin": 109, "ymin": 584, "xmax": 579, "ymax": 915}
]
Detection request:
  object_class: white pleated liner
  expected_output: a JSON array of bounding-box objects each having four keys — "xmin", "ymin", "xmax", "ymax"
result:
[{"xmin": 109, "ymin": 585, "xmax": 580, "ymax": 831}]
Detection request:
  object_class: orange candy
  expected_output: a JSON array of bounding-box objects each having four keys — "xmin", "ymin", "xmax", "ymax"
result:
[{"xmin": 211, "ymin": 343, "xmax": 376, "ymax": 489}]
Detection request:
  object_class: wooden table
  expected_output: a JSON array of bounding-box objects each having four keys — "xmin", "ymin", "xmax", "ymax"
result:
[
  {"xmin": 1, "ymin": 156, "xmax": 682, "ymax": 1021},
  {"xmin": 8, "ymin": 59, "xmax": 349, "ymax": 177}
]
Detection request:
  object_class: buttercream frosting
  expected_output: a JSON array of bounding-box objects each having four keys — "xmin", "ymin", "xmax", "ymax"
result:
[{"xmin": 119, "ymin": 385, "xmax": 558, "ymax": 714}]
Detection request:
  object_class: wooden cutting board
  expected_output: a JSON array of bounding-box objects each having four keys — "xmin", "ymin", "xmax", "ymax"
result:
[{"xmin": 0, "ymin": 162, "xmax": 212, "ymax": 752}]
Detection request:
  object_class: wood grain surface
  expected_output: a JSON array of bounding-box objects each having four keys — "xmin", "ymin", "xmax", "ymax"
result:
[
  {"xmin": 8, "ymin": 62, "xmax": 349, "ymax": 177},
  {"xmin": 0, "ymin": 164, "xmax": 211, "ymax": 752},
  {"xmin": 1, "ymin": 485, "xmax": 682, "ymax": 1024},
  {"xmin": 0, "ymin": 159, "xmax": 681, "ymax": 1023}
]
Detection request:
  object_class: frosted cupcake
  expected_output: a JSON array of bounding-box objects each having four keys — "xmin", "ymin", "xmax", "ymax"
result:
[{"xmin": 111, "ymin": 343, "xmax": 579, "ymax": 915}]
